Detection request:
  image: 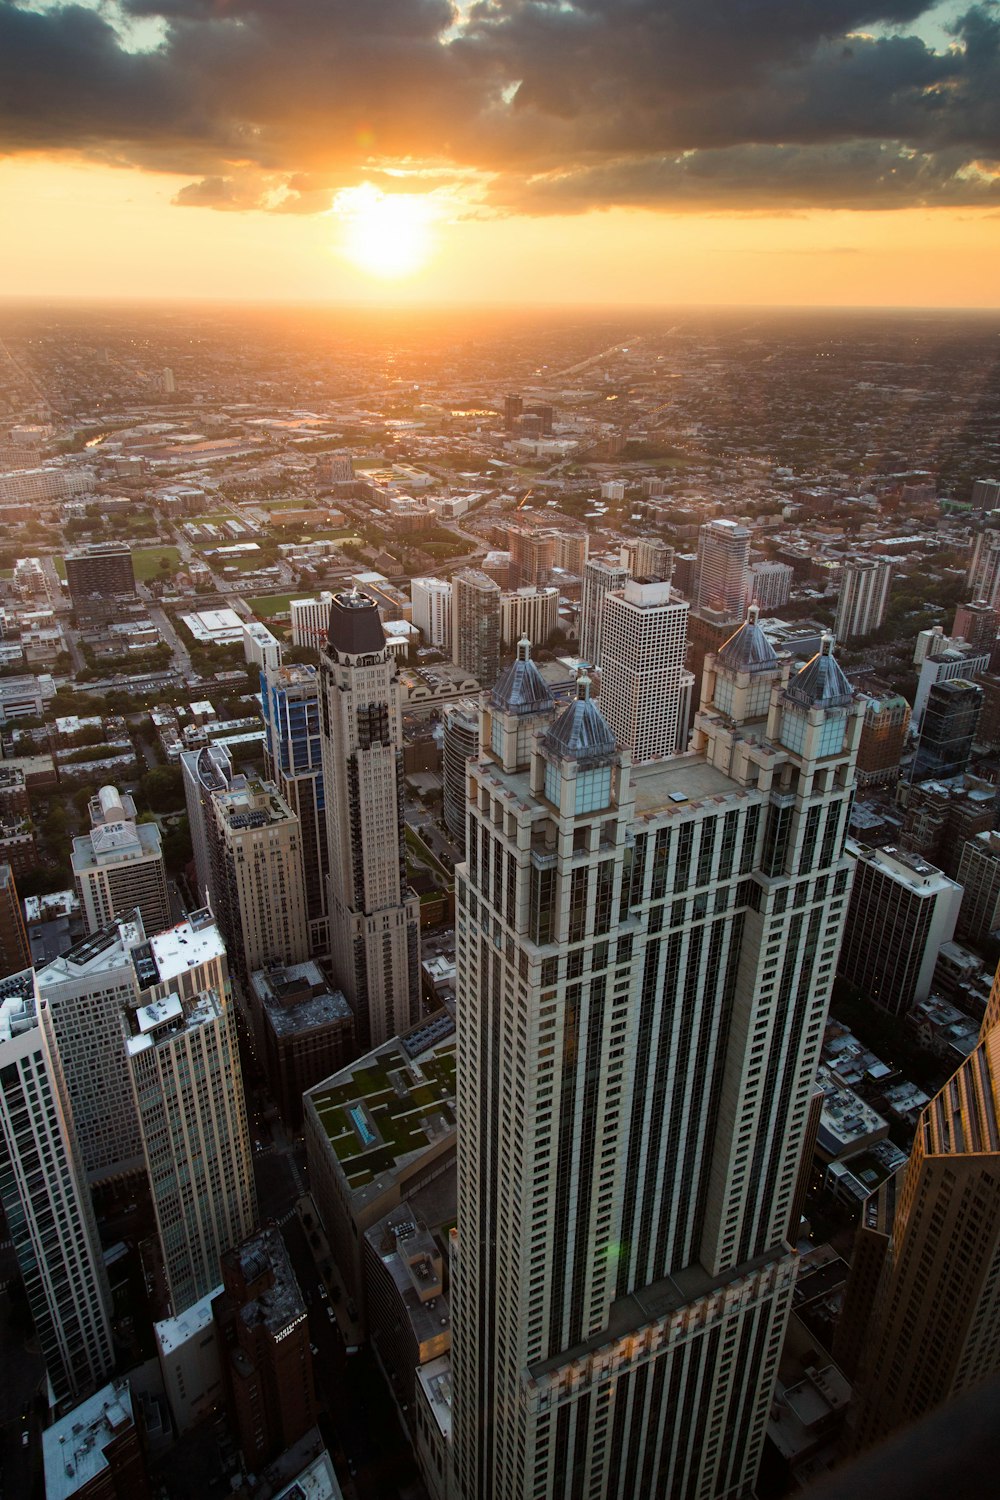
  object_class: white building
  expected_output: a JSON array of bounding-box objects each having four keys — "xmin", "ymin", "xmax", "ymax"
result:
[
  {"xmin": 748, "ymin": 560, "xmax": 794, "ymax": 611},
  {"xmin": 834, "ymin": 558, "xmax": 893, "ymax": 641},
  {"xmin": 242, "ymin": 619, "xmax": 282, "ymax": 671},
  {"xmin": 696, "ymin": 518, "xmax": 751, "ymax": 621},
  {"xmin": 71, "ymin": 786, "xmax": 171, "ymax": 938},
  {"xmin": 599, "ymin": 577, "xmax": 690, "ymax": 760},
  {"xmin": 0, "ymin": 672, "xmax": 55, "ymax": 723},
  {"xmin": 290, "ymin": 592, "xmax": 334, "ymax": 650},
  {"xmin": 411, "ymin": 578, "xmax": 452, "ymax": 650},
  {"xmin": 155, "ymin": 1287, "xmax": 225, "ymax": 1432},
  {"xmin": 500, "ymin": 585, "xmax": 559, "ymax": 649},
  {"xmin": 911, "ymin": 638, "xmax": 990, "ymax": 729},
  {"xmin": 579, "ymin": 556, "xmax": 630, "ymax": 671},
  {"xmin": 450, "ymin": 615, "xmax": 864, "ymax": 1500},
  {"xmin": 0, "ymin": 969, "xmax": 114, "ymax": 1405}
]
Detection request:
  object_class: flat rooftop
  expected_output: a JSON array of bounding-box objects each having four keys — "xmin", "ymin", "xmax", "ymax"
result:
[
  {"xmin": 43, "ymin": 1379, "xmax": 135, "ymax": 1500},
  {"xmin": 155, "ymin": 1281, "xmax": 222, "ymax": 1357},
  {"xmin": 141, "ymin": 908, "xmax": 226, "ymax": 988},
  {"xmin": 36, "ymin": 915, "xmax": 143, "ymax": 988}
]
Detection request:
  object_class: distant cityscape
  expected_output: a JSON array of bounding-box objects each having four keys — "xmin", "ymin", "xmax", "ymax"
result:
[{"xmin": 0, "ymin": 303, "xmax": 1000, "ymax": 1499}]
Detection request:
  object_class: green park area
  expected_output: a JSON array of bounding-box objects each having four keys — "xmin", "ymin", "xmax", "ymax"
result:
[{"xmin": 246, "ymin": 592, "xmax": 309, "ymax": 618}]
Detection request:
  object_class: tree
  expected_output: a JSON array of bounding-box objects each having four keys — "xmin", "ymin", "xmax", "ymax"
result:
[{"xmin": 141, "ymin": 765, "xmax": 184, "ymax": 813}]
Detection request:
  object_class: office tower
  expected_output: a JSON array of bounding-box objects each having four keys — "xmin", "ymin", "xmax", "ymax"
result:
[
  {"xmin": 600, "ymin": 578, "xmax": 690, "ymax": 761},
  {"xmin": 912, "ymin": 638, "xmax": 990, "ymax": 728},
  {"xmin": 411, "ymin": 577, "xmax": 453, "ymax": 649},
  {"xmin": 911, "ymin": 677, "xmax": 983, "ymax": 781},
  {"xmin": 452, "ymin": 569, "xmax": 502, "ymax": 689},
  {"xmin": 956, "ymin": 830, "xmax": 1000, "ymax": 943},
  {"xmin": 966, "ymin": 513, "xmax": 1000, "ymax": 607},
  {"xmin": 972, "ymin": 479, "xmax": 1000, "ymax": 508},
  {"xmin": 64, "ymin": 542, "xmax": 136, "ymax": 621},
  {"xmin": 580, "ymin": 557, "xmax": 630, "ymax": 670},
  {"xmin": 261, "ymin": 661, "xmax": 330, "ymax": 956},
  {"xmin": 834, "ymin": 559, "xmax": 893, "ymax": 641},
  {"xmin": 503, "ymin": 393, "xmax": 523, "ymax": 431},
  {"xmin": 620, "ymin": 538, "xmax": 673, "ymax": 582},
  {"xmin": 180, "ymin": 742, "xmax": 234, "ymax": 907},
  {"xmin": 289, "ymin": 591, "xmax": 334, "ymax": 651},
  {"xmin": 213, "ymin": 1228, "xmax": 317, "ymax": 1469},
  {"xmin": 838, "ymin": 843, "xmax": 961, "ymax": 1017},
  {"xmin": 843, "ymin": 1018, "xmax": 1000, "ymax": 1451},
  {"xmin": 501, "ymin": 585, "xmax": 560, "ymax": 649},
  {"xmin": 952, "ymin": 600, "xmax": 999, "ymax": 652},
  {"xmin": 319, "ymin": 590, "xmax": 420, "ymax": 1050},
  {"xmin": 443, "ymin": 699, "xmax": 481, "ymax": 854},
  {"xmin": 0, "ymin": 862, "xmax": 29, "ymax": 978},
  {"xmin": 206, "ymin": 774, "xmax": 309, "ymax": 1016},
  {"xmin": 125, "ymin": 983, "xmax": 256, "ymax": 1315},
  {"xmin": 854, "ymin": 686, "xmax": 911, "ymax": 788},
  {"xmin": 36, "ymin": 915, "xmax": 147, "ymax": 1183},
  {"xmin": 747, "ymin": 560, "xmax": 793, "ymax": 612},
  {"xmin": 162, "ymin": 366, "xmax": 176, "ymax": 394},
  {"xmin": 242, "ymin": 619, "xmax": 282, "ymax": 672},
  {"xmin": 0, "ymin": 969, "xmax": 114, "ymax": 1405},
  {"xmin": 552, "ymin": 528, "xmax": 588, "ymax": 576},
  {"xmin": 71, "ymin": 786, "xmax": 170, "ymax": 938},
  {"xmin": 695, "ymin": 518, "xmax": 751, "ymax": 620},
  {"xmin": 451, "ymin": 618, "xmax": 863, "ymax": 1500}
]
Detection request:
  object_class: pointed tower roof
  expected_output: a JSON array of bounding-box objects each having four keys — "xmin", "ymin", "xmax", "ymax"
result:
[
  {"xmin": 717, "ymin": 604, "xmax": 780, "ymax": 675},
  {"xmin": 491, "ymin": 637, "xmax": 555, "ymax": 716},
  {"xmin": 785, "ymin": 634, "xmax": 854, "ymax": 709},
  {"xmin": 541, "ymin": 674, "xmax": 617, "ymax": 765}
]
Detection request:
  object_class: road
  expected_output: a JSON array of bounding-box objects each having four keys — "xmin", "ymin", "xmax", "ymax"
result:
[{"xmin": 143, "ymin": 599, "xmax": 194, "ymax": 678}]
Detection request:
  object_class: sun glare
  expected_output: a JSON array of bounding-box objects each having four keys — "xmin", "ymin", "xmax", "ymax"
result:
[{"xmin": 332, "ymin": 184, "xmax": 435, "ymax": 279}]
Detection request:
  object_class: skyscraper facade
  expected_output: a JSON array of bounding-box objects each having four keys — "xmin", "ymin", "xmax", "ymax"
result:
[
  {"xmin": 599, "ymin": 578, "xmax": 690, "ymax": 761},
  {"xmin": 451, "ymin": 619, "xmax": 863, "ymax": 1500},
  {"xmin": 910, "ymin": 677, "xmax": 983, "ymax": 782},
  {"xmin": 580, "ymin": 557, "xmax": 630, "ymax": 671},
  {"xmin": 71, "ymin": 785, "xmax": 170, "ymax": 938},
  {"xmin": 443, "ymin": 699, "xmax": 481, "ymax": 854},
  {"xmin": 289, "ymin": 592, "xmax": 334, "ymax": 650},
  {"xmin": 0, "ymin": 862, "xmax": 30, "ymax": 978},
  {"xmin": 261, "ymin": 661, "xmax": 330, "ymax": 957},
  {"xmin": 452, "ymin": 569, "xmax": 502, "ymax": 688},
  {"xmin": 695, "ymin": 519, "xmax": 751, "ymax": 621},
  {"xmin": 180, "ymin": 742, "xmax": 235, "ymax": 907},
  {"xmin": 0, "ymin": 969, "xmax": 114, "ymax": 1405},
  {"xmin": 64, "ymin": 542, "xmax": 136, "ymax": 621},
  {"xmin": 966, "ymin": 513, "xmax": 1000, "ymax": 607},
  {"xmin": 833, "ymin": 559, "xmax": 893, "ymax": 641},
  {"xmin": 500, "ymin": 585, "xmax": 560, "ymax": 649},
  {"xmin": 320, "ymin": 590, "xmax": 420, "ymax": 1050},
  {"xmin": 411, "ymin": 577, "xmax": 453, "ymax": 649}
]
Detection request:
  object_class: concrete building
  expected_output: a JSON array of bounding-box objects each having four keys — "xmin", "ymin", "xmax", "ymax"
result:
[
  {"xmin": 180, "ymin": 743, "xmax": 235, "ymax": 908},
  {"xmin": 319, "ymin": 591, "xmax": 420, "ymax": 1051},
  {"xmin": 0, "ymin": 671, "xmax": 56, "ymax": 723},
  {"xmin": 364, "ymin": 1199, "xmax": 452, "ymax": 1415},
  {"xmin": 910, "ymin": 678, "xmax": 983, "ymax": 783},
  {"xmin": 579, "ymin": 557, "xmax": 630, "ymax": 671},
  {"xmin": 599, "ymin": 577, "xmax": 691, "ymax": 761},
  {"xmin": 839, "ymin": 843, "xmax": 962, "ymax": 1017},
  {"xmin": 289, "ymin": 592, "xmax": 334, "ymax": 651},
  {"xmin": 154, "ymin": 1285, "xmax": 224, "ymax": 1434},
  {"xmin": 451, "ymin": 570, "xmax": 501, "ymax": 689},
  {"xmin": 854, "ymin": 686, "xmax": 911, "ymax": 787},
  {"xmin": 213, "ymin": 1229, "xmax": 316, "ymax": 1472},
  {"xmin": 125, "ymin": 984, "xmax": 257, "ymax": 1315},
  {"xmin": 834, "ymin": 559, "xmax": 893, "ymax": 641},
  {"xmin": 500, "ymin": 585, "xmax": 559, "ymax": 649},
  {"xmin": 956, "ymin": 830, "xmax": 1000, "ymax": 944},
  {"xmin": 0, "ymin": 969, "xmax": 114, "ymax": 1405},
  {"xmin": 748, "ymin": 560, "xmax": 793, "ymax": 612},
  {"xmin": 261, "ymin": 661, "xmax": 330, "ymax": 957},
  {"xmin": 250, "ymin": 962, "xmax": 355, "ymax": 1128},
  {"xmin": 411, "ymin": 578, "xmax": 452, "ymax": 650},
  {"xmin": 620, "ymin": 538, "xmax": 672, "ymax": 581},
  {"xmin": 42, "ymin": 1379, "xmax": 150, "ymax": 1500},
  {"xmin": 695, "ymin": 517, "xmax": 751, "ymax": 621},
  {"xmin": 952, "ymin": 599, "xmax": 999, "ymax": 652},
  {"xmin": 442, "ymin": 699, "xmax": 480, "ymax": 855},
  {"xmin": 242, "ymin": 620, "xmax": 282, "ymax": 672},
  {"xmin": 965, "ymin": 512, "xmax": 1000, "ymax": 607},
  {"xmin": 450, "ymin": 616, "xmax": 863, "ymax": 1500},
  {"xmin": 912, "ymin": 635, "xmax": 990, "ymax": 729},
  {"xmin": 0, "ymin": 862, "xmax": 29, "ymax": 979},
  {"xmin": 64, "ymin": 543, "xmax": 136, "ymax": 621},
  {"xmin": 71, "ymin": 787, "xmax": 170, "ymax": 939}
]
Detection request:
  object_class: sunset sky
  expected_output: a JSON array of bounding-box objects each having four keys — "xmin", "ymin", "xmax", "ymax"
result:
[{"xmin": 1, "ymin": 0, "xmax": 999, "ymax": 305}]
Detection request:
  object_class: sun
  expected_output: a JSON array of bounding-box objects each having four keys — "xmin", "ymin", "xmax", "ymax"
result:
[{"xmin": 332, "ymin": 183, "xmax": 435, "ymax": 279}]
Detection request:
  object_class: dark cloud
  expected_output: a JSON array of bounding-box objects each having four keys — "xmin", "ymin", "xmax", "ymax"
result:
[{"xmin": 2, "ymin": 0, "xmax": 1000, "ymax": 212}]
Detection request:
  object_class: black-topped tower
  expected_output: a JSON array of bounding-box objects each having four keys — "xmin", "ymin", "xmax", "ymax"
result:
[{"xmin": 319, "ymin": 590, "xmax": 420, "ymax": 1049}]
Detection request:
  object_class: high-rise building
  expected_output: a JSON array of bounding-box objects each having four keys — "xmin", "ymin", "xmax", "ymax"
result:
[
  {"xmin": 125, "ymin": 982, "xmax": 256, "ymax": 1315},
  {"xmin": 71, "ymin": 786, "xmax": 170, "ymax": 938},
  {"xmin": 42, "ymin": 1378, "xmax": 152, "ymax": 1500},
  {"xmin": 620, "ymin": 538, "xmax": 673, "ymax": 581},
  {"xmin": 838, "ymin": 842, "xmax": 961, "ymax": 1017},
  {"xmin": 443, "ymin": 699, "xmax": 481, "ymax": 854},
  {"xmin": 695, "ymin": 518, "xmax": 751, "ymax": 621},
  {"xmin": 250, "ymin": 960, "xmax": 355, "ymax": 1128},
  {"xmin": 450, "ymin": 617, "xmax": 863, "ymax": 1500},
  {"xmin": 966, "ymin": 511, "xmax": 1000, "ymax": 607},
  {"xmin": 956, "ymin": 830, "xmax": 1000, "ymax": 944},
  {"xmin": 952, "ymin": 600, "xmax": 999, "ymax": 652},
  {"xmin": 261, "ymin": 661, "xmax": 330, "ymax": 957},
  {"xmin": 971, "ymin": 479, "xmax": 1000, "ymax": 509},
  {"xmin": 580, "ymin": 557, "xmax": 630, "ymax": 670},
  {"xmin": 912, "ymin": 638, "xmax": 990, "ymax": 729},
  {"xmin": 911, "ymin": 677, "xmax": 983, "ymax": 782},
  {"xmin": 844, "ymin": 1012, "xmax": 1000, "ymax": 1451},
  {"xmin": 180, "ymin": 742, "xmax": 235, "ymax": 907},
  {"xmin": 411, "ymin": 578, "xmax": 453, "ymax": 649},
  {"xmin": 320, "ymin": 590, "xmax": 420, "ymax": 1050},
  {"xmin": 834, "ymin": 559, "xmax": 893, "ymax": 641},
  {"xmin": 0, "ymin": 862, "xmax": 29, "ymax": 978},
  {"xmin": 747, "ymin": 560, "xmax": 793, "ymax": 612},
  {"xmin": 64, "ymin": 543, "xmax": 136, "ymax": 621},
  {"xmin": 600, "ymin": 578, "xmax": 690, "ymax": 761},
  {"xmin": 289, "ymin": 592, "xmax": 334, "ymax": 651},
  {"xmin": 0, "ymin": 969, "xmax": 114, "ymax": 1405},
  {"xmin": 507, "ymin": 523, "xmax": 556, "ymax": 589},
  {"xmin": 452, "ymin": 569, "xmax": 502, "ymax": 690},
  {"xmin": 854, "ymin": 686, "xmax": 911, "ymax": 788},
  {"xmin": 500, "ymin": 585, "xmax": 560, "ymax": 649},
  {"xmin": 504, "ymin": 393, "xmax": 523, "ymax": 431}
]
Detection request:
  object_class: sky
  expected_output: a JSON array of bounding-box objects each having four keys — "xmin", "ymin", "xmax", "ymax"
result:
[{"xmin": 1, "ymin": 0, "xmax": 999, "ymax": 305}]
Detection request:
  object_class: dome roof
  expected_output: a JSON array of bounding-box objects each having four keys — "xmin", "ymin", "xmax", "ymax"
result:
[
  {"xmin": 491, "ymin": 637, "xmax": 555, "ymax": 716},
  {"xmin": 785, "ymin": 636, "xmax": 854, "ymax": 709},
  {"xmin": 540, "ymin": 675, "xmax": 617, "ymax": 765},
  {"xmin": 717, "ymin": 605, "xmax": 779, "ymax": 675}
]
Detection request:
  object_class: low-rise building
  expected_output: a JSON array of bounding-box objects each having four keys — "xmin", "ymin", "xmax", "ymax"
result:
[
  {"xmin": 42, "ymin": 1378, "xmax": 150, "ymax": 1500},
  {"xmin": 154, "ymin": 1284, "xmax": 224, "ymax": 1434}
]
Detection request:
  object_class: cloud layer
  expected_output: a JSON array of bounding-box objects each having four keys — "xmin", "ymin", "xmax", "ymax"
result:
[{"xmin": 2, "ymin": 0, "xmax": 1000, "ymax": 213}]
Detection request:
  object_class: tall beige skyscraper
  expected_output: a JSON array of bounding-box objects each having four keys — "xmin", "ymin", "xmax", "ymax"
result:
[
  {"xmin": 320, "ymin": 590, "xmax": 420, "ymax": 1050},
  {"xmin": 450, "ymin": 616, "xmax": 863, "ymax": 1500},
  {"xmin": 599, "ymin": 577, "xmax": 691, "ymax": 760},
  {"xmin": 71, "ymin": 785, "xmax": 170, "ymax": 938},
  {"xmin": 696, "ymin": 519, "xmax": 751, "ymax": 621},
  {"xmin": 452, "ymin": 569, "xmax": 502, "ymax": 688},
  {"xmin": 579, "ymin": 556, "xmax": 630, "ymax": 670},
  {"xmin": 834, "ymin": 558, "xmax": 893, "ymax": 641}
]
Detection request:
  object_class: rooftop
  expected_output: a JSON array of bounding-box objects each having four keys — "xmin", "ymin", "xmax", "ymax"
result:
[
  {"xmin": 36, "ymin": 914, "xmax": 144, "ymax": 989},
  {"xmin": 139, "ymin": 907, "xmax": 226, "ymax": 989},
  {"xmin": 154, "ymin": 1281, "xmax": 222, "ymax": 1357},
  {"xmin": 42, "ymin": 1379, "xmax": 135, "ymax": 1500},
  {"xmin": 251, "ymin": 962, "xmax": 353, "ymax": 1037}
]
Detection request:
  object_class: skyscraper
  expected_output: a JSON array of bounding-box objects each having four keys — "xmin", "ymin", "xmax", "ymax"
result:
[
  {"xmin": 261, "ymin": 661, "xmax": 330, "ymax": 956},
  {"xmin": 580, "ymin": 557, "xmax": 630, "ymax": 671},
  {"xmin": 452, "ymin": 569, "xmax": 502, "ymax": 688},
  {"xmin": 834, "ymin": 559, "xmax": 893, "ymax": 641},
  {"xmin": 0, "ymin": 862, "xmax": 30, "ymax": 978},
  {"xmin": 411, "ymin": 577, "xmax": 453, "ymax": 649},
  {"xmin": 289, "ymin": 591, "xmax": 334, "ymax": 650},
  {"xmin": 125, "ymin": 982, "xmax": 257, "ymax": 1315},
  {"xmin": 443, "ymin": 699, "xmax": 481, "ymax": 854},
  {"xmin": 620, "ymin": 538, "xmax": 673, "ymax": 581},
  {"xmin": 966, "ymin": 512, "xmax": 1000, "ymax": 607},
  {"xmin": 180, "ymin": 742, "xmax": 235, "ymax": 907},
  {"xmin": 599, "ymin": 577, "xmax": 691, "ymax": 760},
  {"xmin": 0, "ymin": 969, "xmax": 114, "ymax": 1405},
  {"xmin": 695, "ymin": 519, "xmax": 751, "ymax": 621},
  {"xmin": 320, "ymin": 590, "xmax": 420, "ymax": 1050},
  {"xmin": 451, "ymin": 618, "xmax": 863, "ymax": 1500},
  {"xmin": 910, "ymin": 677, "xmax": 983, "ymax": 782},
  {"xmin": 500, "ymin": 585, "xmax": 560, "ymax": 649},
  {"xmin": 71, "ymin": 785, "xmax": 170, "ymax": 938},
  {"xmin": 64, "ymin": 542, "xmax": 136, "ymax": 622}
]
